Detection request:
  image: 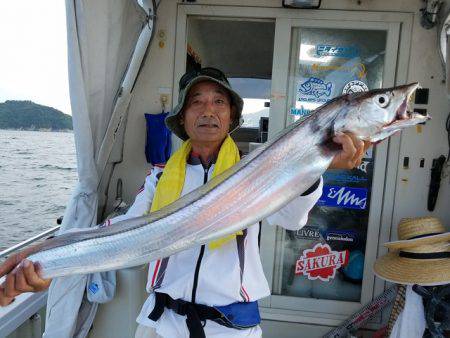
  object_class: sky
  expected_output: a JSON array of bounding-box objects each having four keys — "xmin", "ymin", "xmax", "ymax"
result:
[
  {"xmin": 0, "ymin": 2, "xmax": 265, "ymax": 119},
  {"xmin": 0, "ymin": 1, "xmax": 71, "ymax": 115}
]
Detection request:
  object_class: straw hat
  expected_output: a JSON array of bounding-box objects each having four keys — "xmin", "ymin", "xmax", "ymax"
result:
[{"xmin": 374, "ymin": 217, "xmax": 450, "ymax": 286}]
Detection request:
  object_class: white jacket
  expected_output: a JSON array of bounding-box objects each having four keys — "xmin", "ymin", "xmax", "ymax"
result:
[{"xmin": 109, "ymin": 158, "xmax": 323, "ymax": 336}]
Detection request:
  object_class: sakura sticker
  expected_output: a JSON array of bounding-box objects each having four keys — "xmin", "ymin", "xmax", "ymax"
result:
[{"xmin": 295, "ymin": 243, "xmax": 349, "ymax": 282}]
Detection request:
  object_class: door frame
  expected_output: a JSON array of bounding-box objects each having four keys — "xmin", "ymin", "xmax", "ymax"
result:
[{"xmin": 174, "ymin": 3, "xmax": 413, "ymax": 326}]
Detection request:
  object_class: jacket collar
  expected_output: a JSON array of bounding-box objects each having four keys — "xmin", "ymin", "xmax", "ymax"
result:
[{"xmin": 187, "ymin": 150, "xmax": 217, "ymax": 167}]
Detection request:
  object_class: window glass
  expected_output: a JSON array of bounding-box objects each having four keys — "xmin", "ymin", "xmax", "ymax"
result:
[
  {"xmin": 273, "ymin": 27, "xmax": 386, "ymax": 302},
  {"xmin": 229, "ymin": 78, "xmax": 271, "ymax": 128}
]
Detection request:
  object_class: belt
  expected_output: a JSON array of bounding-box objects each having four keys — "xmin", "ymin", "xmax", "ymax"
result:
[
  {"xmin": 148, "ymin": 292, "xmax": 222, "ymax": 338},
  {"xmin": 148, "ymin": 292, "xmax": 260, "ymax": 338}
]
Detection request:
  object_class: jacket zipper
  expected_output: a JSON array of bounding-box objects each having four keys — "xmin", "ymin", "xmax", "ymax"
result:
[{"xmin": 191, "ymin": 165, "xmax": 210, "ymax": 303}]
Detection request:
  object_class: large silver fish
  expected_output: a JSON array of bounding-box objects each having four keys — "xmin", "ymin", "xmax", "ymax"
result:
[{"xmin": 1, "ymin": 83, "xmax": 428, "ymax": 279}]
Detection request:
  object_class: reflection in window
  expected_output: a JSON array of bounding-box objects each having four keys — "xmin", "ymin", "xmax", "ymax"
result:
[
  {"xmin": 229, "ymin": 78, "xmax": 271, "ymax": 128},
  {"xmin": 242, "ymin": 98, "xmax": 269, "ymax": 128}
]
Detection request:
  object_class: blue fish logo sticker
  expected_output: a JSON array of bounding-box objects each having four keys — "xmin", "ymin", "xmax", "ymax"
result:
[{"xmin": 299, "ymin": 77, "xmax": 332, "ymax": 98}]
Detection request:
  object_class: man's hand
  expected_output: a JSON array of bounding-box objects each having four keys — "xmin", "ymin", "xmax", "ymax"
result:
[
  {"xmin": 329, "ymin": 132, "xmax": 371, "ymax": 170},
  {"xmin": 0, "ymin": 253, "xmax": 51, "ymax": 306}
]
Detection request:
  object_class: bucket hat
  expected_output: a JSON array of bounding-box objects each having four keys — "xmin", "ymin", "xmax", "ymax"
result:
[
  {"xmin": 166, "ymin": 67, "xmax": 244, "ymax": 140},
  {"xmin": 373, "ymin": 217, "xmax": 450, "ymax": 286}
]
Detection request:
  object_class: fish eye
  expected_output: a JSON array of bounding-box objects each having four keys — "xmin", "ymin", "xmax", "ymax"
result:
[{"xmin": 374, "ymin": 94, "xmax": 390, "ymax": 108}]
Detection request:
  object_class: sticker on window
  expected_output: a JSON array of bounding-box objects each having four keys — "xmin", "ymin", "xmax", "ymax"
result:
[
  {"xmin": 318, "ymin": 185, "xmax": 368, "ymax": 210},
  {"xmin": 324, "ymin": 229, "xmax": 358, "ymax": 244},
  {"xmin": 323, "ymin": 171, "xmax": 368, "ymax": 184},
  {"xmin": 342, "ymin": 80, "xmax": 369, "ymax": 94},
  {"xmin": 294, "ymin": 226, "xmax": 321, "ymax": 240},
  {"xmin": 290, "ymin": 106, "xmax": 312, "ymax": 118},
  {"xmin": 310, "ymin": 63, "xmax": 367, "ymax": 79},
  {"xmin": 295, "ymin": 243, "xmax": 349, "ymax": 281},
  {"xmin": 315, "ymin": 44, "xmax": 359, "ymax": 58},
  {"xmin": 356, "ymin": 160, "xmax": 371, "ymax": 174},
  {"xmin": 298, "ymin": 77, "xmax": 332, "ymax": 98}
]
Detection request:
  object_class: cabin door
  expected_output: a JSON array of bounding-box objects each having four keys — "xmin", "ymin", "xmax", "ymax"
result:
[
  {"xmin": 266, "ymin": 18, "xmax": 402, "ymax": 317},
  {"xmin": 174, "ymin": 3, "xmax": 412, "ymax": 327},
  {"xmin": 175, "ymin": 16, "xmax": 276, "ymax": 154}
]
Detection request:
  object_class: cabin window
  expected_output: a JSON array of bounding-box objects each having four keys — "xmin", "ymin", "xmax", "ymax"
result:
[
  {"xmin": 228, "ymin": 78, "xmax": 271, "ymax": 149},
  {"xmin": 228, "ymin": 78, "xmax": 271, "ymax": 129},
  {"xmin": 186, "ymin": 17, "xmax": 275, "ymax": 154}
]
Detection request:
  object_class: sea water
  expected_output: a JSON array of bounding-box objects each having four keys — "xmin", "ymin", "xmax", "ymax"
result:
[{"xmin": 0, "ymin": 130, "xmax": 77, "ymax": 251}]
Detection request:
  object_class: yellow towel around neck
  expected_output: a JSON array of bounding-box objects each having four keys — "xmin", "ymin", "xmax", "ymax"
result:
[{"xmin": 150, "ymin": 135, "xmax": 242, "ymax": 250}]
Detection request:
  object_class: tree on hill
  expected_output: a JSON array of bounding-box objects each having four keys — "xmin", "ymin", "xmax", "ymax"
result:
[{"xmin": 0, "ymin": 100, "xmax": 72, "ymax": 130}]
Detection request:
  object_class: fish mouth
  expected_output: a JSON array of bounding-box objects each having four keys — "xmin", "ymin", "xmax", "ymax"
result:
[
  {"xmin": 383, "ymin": 83, "xmax": 430, "ymax": 132},
  {"xmin": 382, "ymin": 111, "xmax": 431, "ymax": 133}
]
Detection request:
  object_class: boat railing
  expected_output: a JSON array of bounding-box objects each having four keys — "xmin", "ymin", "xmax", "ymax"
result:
[
  {"xmin": 0, "ymin": 289, "xmax": 47, "ymax": 337},
  {"xmin": 0, "ymin": 225, "xmax": 60, "ymax": 260},
  {"xmin": 0, "ymin": 226, "xmax": 60, "ymax": 337}
]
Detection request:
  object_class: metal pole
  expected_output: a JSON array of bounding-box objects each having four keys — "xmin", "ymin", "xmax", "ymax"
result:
[{"xmin": 0, "ymin": 226, "xmax": 60, "ymax": 259}]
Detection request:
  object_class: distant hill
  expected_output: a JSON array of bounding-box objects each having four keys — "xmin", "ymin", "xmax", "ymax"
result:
[{"xmin": 0, "ymin": 100, "xmax": 72, "ymax": 131}]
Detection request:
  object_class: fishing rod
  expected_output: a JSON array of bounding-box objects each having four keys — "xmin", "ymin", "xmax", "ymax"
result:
[{"xmin": 323, "ymin": 285, "xmax": 397, "ymax": 338}]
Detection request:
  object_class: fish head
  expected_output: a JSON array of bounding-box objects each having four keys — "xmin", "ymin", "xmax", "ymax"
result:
[{"xmin": 333, "ymin": 83, "xmax": 430, "ymax": 142}]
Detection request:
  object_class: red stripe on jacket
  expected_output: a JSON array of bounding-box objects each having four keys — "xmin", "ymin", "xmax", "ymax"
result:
[
  {"xmin": 241, "ymin": 286, "xmax": 250, "ymax": 302},
  {"xmin": 151, "ymin": 259, "xmax": 161, "ymax": 287}
]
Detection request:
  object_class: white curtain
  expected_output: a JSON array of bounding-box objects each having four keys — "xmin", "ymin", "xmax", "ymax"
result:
[{"xmin": 44, "ymin": 1, "xmax": 147, "ymax": 337}]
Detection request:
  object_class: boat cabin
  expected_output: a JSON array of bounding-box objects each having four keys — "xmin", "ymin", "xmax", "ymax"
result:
[{"xmin": 1, "ymin": 0, "xmax": 449, "ymax": 337}]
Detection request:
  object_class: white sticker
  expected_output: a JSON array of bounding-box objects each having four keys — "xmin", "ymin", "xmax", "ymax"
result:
[
  {"xmin": 357, "ymin": 160, "xmax": 370, "ymax": 173},
  {"xmin": 342, "ymin": 80, "xmax": 369, "ymax": 94}
]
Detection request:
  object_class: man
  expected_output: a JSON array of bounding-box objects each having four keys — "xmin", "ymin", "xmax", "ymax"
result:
[{"xmin": 0, "ymin": 67, "xmax": 368, "ymax": 337}]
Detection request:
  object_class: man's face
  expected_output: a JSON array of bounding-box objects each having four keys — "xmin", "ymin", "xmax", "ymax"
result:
[{"xmin": 181, "ymin": 81, "xmax": 233, "ymax": 145}]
